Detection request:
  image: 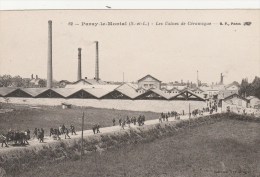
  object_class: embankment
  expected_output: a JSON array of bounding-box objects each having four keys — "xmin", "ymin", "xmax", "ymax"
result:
[{"xmin": 0, "ymin": 113, "xmax": 259, "ymax": 177}]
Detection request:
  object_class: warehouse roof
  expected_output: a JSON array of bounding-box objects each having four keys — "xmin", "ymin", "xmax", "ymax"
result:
[
  {"xmin": 51, "ymin": 88, "xmax": 82, "ymax": 98},
  {"xmin": 115, "ymin": 83, "xmax": 141, "ymax": 99},
  {"xmin": 21, "ymin": 88, "xmax": 49, "ymax": 97},
  {"xmin": 0, "ymin": 87, "xmax": 18, "ymax": 97}
]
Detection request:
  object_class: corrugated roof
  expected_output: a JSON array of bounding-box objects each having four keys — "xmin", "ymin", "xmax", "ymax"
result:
[
  {"xmin": 0, "ymin": 87, "xmax": 18, "ymax": 96},
  {"xmin": 21, "ymin": 88, "xmax": 49, "ymax": 97}
]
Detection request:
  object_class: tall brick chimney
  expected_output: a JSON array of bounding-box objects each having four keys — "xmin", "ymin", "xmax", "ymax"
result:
[
  {"xmin": 77, "ymin": 48, "xmax": 82, "ymax": 81},
  {"xmin": 95, "ymin": 41, "xmax": 99, "ymax": 81},
  {"xmin": 47, "ymin": 20, "xmax": 53, "ymax": 88}
]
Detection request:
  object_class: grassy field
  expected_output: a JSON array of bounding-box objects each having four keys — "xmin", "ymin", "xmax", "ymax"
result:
[
  {"xmin": 0, "ymin": 103, "xmax": 159, "ymax": 134},
  {"xmin": 17, "ymin": 118, "xmax": 260, "ymax": 177}
]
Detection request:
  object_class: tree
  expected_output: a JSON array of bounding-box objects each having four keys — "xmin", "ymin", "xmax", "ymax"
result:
[
  {"xmin": 11, "ymin": 75, "xmax": 23, "ymax": 87},
  {"xmin": 239, "ymin": 76, "xmax": 260, "ymax": 99},
  {"xmin": 0, "ymin": 75, "xmax": 12, "ymax": 87},
  {"xmin": 239, "ymin": 78, "xmax": 249, "ymax": 97},
  {"xmin": 38, "ymin": 79, "xmax": 47, "ymax": 87}
]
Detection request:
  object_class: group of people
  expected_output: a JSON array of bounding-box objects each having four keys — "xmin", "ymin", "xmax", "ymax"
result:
[
  {"xmin": 0, "ymin": 129, "xmax": 31, "ymax": 147},
  {"xmin": 92, "ymin": 124, "xmax": 101, "ymax": 134},
  {"xmin": 33, "ymin": 128, "xmax": 45, "ymax": 142},
  {"xmin": 113, "ymin": 115, "xmax": 146, "ymax": 129},
  {"xmin": 159, "ymin": 111, "xmax": 180, "ymax": 123},
  {"xmin": 49, "ymin": 124, "xmax": 77, "ymax": 140}
]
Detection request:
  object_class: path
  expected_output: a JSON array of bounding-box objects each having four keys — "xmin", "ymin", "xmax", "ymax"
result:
[{"xmin": 0, "ymin": 111, "xmax": 219, "ymax": 154}]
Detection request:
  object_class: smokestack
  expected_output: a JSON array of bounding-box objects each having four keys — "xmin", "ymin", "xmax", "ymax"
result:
[
  {"xmin": 197, "ymin": 70, "xmax": 199, "ymax": 87},
  {"xmin": 77, "ymin": 48, "xmax": 82, "ymax": 81},
  {"xmin": 31, "ymin": 74, "xmax": 34, "ymax": 79},
  {"xmin": 220, "ymin": 73, "xmax": 224, "ymax": 84},
  {"xmin": 47, "ymin": 20, "xmax": 53, "ymax": 88},
  {"xmin": 95, "ymin": 41, "xmax": 99, "ymax": 81}
]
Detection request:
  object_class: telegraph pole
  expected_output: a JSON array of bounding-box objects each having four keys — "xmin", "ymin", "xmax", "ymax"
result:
[
  {"xmin": 81, "ymin": 112, "xmax": 84, "ymax": 161},
  {"xmin": 189, "ymin": 103, "xmax": 191, "ymax": 119},
  {"xmin": 189, "ymin": 103, "xmax": 191, "ymax": 132}
]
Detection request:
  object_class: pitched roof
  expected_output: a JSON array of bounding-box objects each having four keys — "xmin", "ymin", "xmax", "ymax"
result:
[
  {"xmin": 191, "ymin": 87, "xmax": 204, "ymax": 92},
  {"xmin": 82, "ymin": 88, "xmax": 113, "ymax": 98},
  {"xmin": 223, "ymin": 93, "xmax": 248, "ymax": 102},
  {"xmin": 169, "ymin": 90, "xmax": 205, "ymax": 101},
  {"xmin": 225, "ymin": 82, "xmax": 240, "ymax": 89},
  {"xmin": 21, "ymin": 88, "xmax": 49, "ymax": 97},
  {"xmin": 218, "ymin": 90, "xmax": 237, "ymax": 100},
  {"xmin": 115, "ymin": 83, "xmax": 141, "ymax": 99},
  {"xmin": 151, "ymin": 89, "xmax": 174, "ymax": 99},
  {"xmin": 72, "ymin": 79, "xmax": 107, "ymax": 85},
  {"xmin": 0, "ymin": 87, "xmax": 19, "ymax": 97},
  {"xmin": 137, "ymin": 74, "xmax": 161, "ymax": 83},
  {"xmin": 51, "ymin": 88, "xmax": 82, "ymax": 98}
]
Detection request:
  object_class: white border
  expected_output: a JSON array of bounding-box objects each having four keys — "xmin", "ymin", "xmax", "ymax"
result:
[{"xmin": 0, "ymin": 0, "xmax": 260, "ymax": 10}]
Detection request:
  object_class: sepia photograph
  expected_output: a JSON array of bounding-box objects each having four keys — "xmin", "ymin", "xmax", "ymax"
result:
[{"xmin": 0, "ymin": 9, "xmax": 260, "ymax": 177}]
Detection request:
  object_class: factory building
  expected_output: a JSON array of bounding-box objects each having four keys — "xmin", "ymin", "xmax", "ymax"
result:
[{"xmin": 137, "ymin": 74, "xmax": 162, "ymax": 90}]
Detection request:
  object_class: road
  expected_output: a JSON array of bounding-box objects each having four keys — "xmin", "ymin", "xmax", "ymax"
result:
[{"xmin": 0, "ymin": 111, "xmax": 218, "ymax": 154}]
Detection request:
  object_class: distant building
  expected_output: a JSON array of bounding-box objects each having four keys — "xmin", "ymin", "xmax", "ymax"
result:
[
  {"xmin": 247, "ymin": 96, "xmax": 260, "ymax": 108},
  {"xmin": 65, "ymin": 77, "xmax": 108, "ymax": 88},
  {"xmin": 137, "ymin": 74, "xmax": 161, "ymax": 90},
  {"xmin": 225, "ymin": 82, "xmax": 240, "ymax": 93},
  {"xmin": 221, "ymin": 94, "xmax": 248, "ymax": 110},
  {"xmin": 28, "ymin": 74, "xmax": 45, "ymax": 88},
  {"xmin": 59, "ymin": 80, "xmax": 71, "ymax": 88}
]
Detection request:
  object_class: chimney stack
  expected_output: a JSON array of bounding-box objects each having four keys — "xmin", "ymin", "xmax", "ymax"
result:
[
  {"xmin": 77, "ymin": 48, "xmax": 82, "ymax": 81},
  {"xmin": 36, "ymin": 75, "xmax": 38, "ymax": 79},
  {"xmin": 220, "ymin": 73, "xmax": 224, "ymax": 85},
  {"xmin": 31, "ymin": 74, "xmax": 34, "ymax": 79},
  {"xmin": 95, "ymin": 41, "xmax": 99, "ymax": 81},
  {"xmin": 47, "ymin": 20, "xmax": 53, "ymax": 88}
]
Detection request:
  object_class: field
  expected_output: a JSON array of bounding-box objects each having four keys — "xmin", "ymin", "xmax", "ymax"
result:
[
  {"xmin": 17, "ymin": 118, "xmax": 260, "ymax": 177},
  {"xmin": 0, "ymin": 103, "xmax": 159, "ymax": 135}
]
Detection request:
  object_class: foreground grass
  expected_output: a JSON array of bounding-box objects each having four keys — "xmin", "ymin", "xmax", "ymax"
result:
[
  {"xmin": 0, "ymin": 103, "xmax": 159, "ymax": 134},
  {"xmin": 18, "ymin": 119, "xmax": 260, "ymax": 177}
]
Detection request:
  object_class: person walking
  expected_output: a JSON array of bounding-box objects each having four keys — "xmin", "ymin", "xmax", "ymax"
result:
[
  {"xmin": 39, "ymin": 128, "xmax": 44, "ymax": 143},
  {"xmin": 33, "ymin": 128, "xmax": 37, "ymax": 139},
  {"xmin": 96, "ymin": 124, "xmax": 100, "ymax": 133},
  {"xmin": 159, "ymin": 116, "xmax": 162, "ymax": 123},
  {"xmin": 65, "ymin": 128, "xmax": 71, "ymax": 139},
  {"xmin": 92, "ymin": 125, "xmax": 96, "ymax": 134},
  {"xmin": 119, "ymin": 118, "xmax": 122, "ymax": 126},
  {"xmin": 112, "ymin": 118, "xmax": 116, "ymax": 126},
  {"xmin": 70, "ymin": 125, "xmax": 77, "ymax": 135}
]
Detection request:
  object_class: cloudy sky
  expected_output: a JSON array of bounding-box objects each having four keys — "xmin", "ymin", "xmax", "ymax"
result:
[{"xmin": 0, "ymin": 10, "xmax": 259, "ymax": 84}]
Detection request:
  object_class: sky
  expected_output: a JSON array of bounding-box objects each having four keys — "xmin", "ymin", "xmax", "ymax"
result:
[{"xmin": 0, "ymin": 10, "xmax": 259, "ymax": 84}]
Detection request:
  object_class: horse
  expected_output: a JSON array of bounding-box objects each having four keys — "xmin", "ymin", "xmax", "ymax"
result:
[{"xmin": 6, "ymin": 131, "xmax": 28, "ymax": 145}]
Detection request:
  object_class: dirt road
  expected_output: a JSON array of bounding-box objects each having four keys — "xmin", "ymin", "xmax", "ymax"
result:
[{"xmin": 0, "ymin": 111, "xmax": 217, "ymax": 154}]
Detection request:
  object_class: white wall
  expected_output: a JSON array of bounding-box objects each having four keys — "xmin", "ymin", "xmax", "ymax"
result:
[{"xmin": 0, "ymin": 97, "xmax": 206, "ymax": 113}]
